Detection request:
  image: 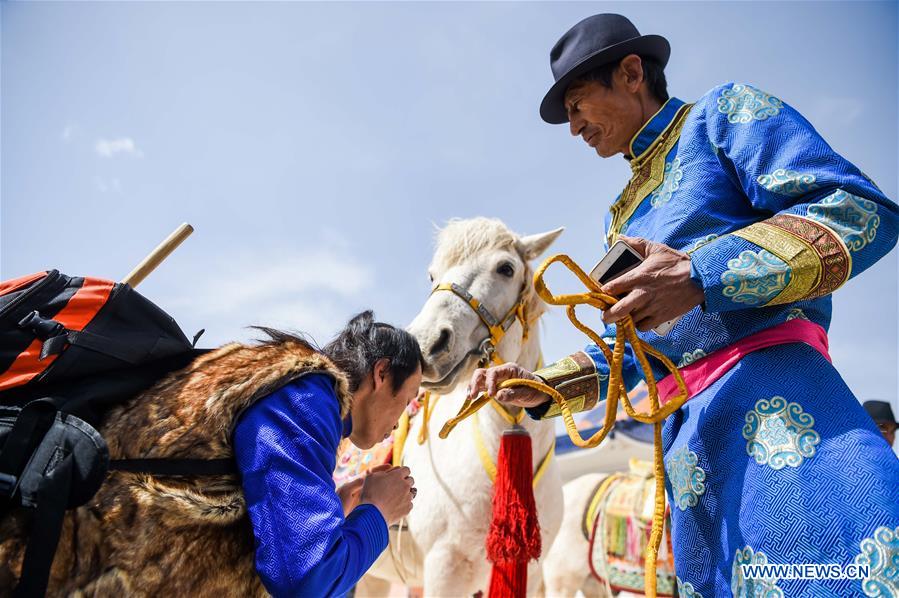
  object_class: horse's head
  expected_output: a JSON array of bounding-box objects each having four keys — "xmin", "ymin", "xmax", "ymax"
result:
[{"xmin": 408, "ymin": 218, "xmax": 563, "ymax": 392}]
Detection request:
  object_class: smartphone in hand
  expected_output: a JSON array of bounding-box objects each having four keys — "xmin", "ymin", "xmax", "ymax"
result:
[{"xmin": 588, "ymin": 240, "xmax": 679, "ymax": 336}]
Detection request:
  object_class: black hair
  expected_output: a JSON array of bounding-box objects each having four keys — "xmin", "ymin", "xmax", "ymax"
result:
[
  {"xmin": 577, "ymin": 55, "xmax": 669, "ymax": 103},
  {"xmin": 322, "ymin": 311, "xmax": 424, "ymax": 393}
]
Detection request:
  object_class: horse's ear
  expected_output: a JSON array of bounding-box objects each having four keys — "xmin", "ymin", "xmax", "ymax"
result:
[{"xmin": 518, "ymin": 227, "xmax": 564, "ymax": 261}]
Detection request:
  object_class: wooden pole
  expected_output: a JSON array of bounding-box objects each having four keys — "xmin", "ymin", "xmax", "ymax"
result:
[{"xmin": 121, "ymin": 223, "xmax": 194, "ymax": 288}]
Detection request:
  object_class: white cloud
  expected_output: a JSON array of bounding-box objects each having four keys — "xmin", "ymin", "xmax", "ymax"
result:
[
  {"xmin": 246, "ymin": 297, "xmax": 351, "ymax": 343},
  {"xmin": 166, "ymin": 246, "xmax": 375, "ymax": 343},
  {"xmin": 93, "ymin": 176, "xmax": 122, "ymax": 193},
  {"xmin": 199, "ymin": 250, "xmax": 373, "ymax": 312},
  {"xmin": 61, "ymin": 124, "xmax": 78, "ymax": 142},
  {"xmin": 95, "ymin": 137, "xmax": 143, "ymax": 158}
]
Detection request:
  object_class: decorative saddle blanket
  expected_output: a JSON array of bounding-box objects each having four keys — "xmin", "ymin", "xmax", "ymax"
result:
[{"xmin": 584, "ymin": 459, "xmax": 676, "ymax": 597}]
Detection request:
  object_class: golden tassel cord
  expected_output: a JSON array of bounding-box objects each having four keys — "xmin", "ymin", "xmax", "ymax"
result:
[
  {"xmin": 439, "ymin": 254, "xmax": 690, "ymax": 598},
  {"xmin": 416, "ymin": 391, "xmax": 438, "ymax": 445}
]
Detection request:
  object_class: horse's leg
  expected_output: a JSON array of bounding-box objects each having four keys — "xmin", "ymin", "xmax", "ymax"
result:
[
  {"xmin": 543, "ymin": 565, "xmax": 593, "ymax": 598},
  {"xmin": 527, "ymin": 560, "xmax": 545, "ymax": 597},
  {"xmin": 422, "ymin": 543, "xmax": 484, "ymax": 597},
  {"xmin": 582, "ymin": 573, "xmax": 612, "ymax": 598},
  {"xmin": 353, "ymin": 575, "xmax": 393, "ymax": 598},
  {"xmin": 542, "ymin": 508, "xmax": 592, "ymax": 598}
]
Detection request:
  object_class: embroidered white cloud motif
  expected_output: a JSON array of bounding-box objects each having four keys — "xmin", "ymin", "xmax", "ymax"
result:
[
  {"xmin": 807, "ymin": 189, "xmax": 880, "ymax": 252},
  {"xmin": 718, "ymin": 84, "xmax": 783, "ymax": 124}
]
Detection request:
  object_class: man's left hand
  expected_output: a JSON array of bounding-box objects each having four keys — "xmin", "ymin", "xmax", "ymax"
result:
[
  {"xmin": 337, "ymin": 464, "xmax": 393, "ymax": 517},
  {"xmin": 600, "ymin": 235, "xmax": 706, "ymax": 332},
  {"xmin": 337, "ymin": 477, "xmax": 364, "ymax": 517}
]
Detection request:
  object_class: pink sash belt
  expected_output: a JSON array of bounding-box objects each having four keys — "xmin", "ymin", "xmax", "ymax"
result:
[{"xmin": 657, "ymin": 318, "xmax": 831, "ymax": 405}]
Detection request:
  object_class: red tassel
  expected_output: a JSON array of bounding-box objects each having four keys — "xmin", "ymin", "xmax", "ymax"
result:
[{"xmin": 486, "ymin": 427, "xmax": 541, "ymax": 598}]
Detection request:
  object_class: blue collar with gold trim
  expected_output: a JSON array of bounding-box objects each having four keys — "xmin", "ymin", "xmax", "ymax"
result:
[{"xmin": 627, "ymin": 97, "xmax": 686, "ymax": 161}]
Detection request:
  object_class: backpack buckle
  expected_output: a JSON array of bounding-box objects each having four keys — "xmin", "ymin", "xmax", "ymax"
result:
[
  {"xmin": 17, "ymin": 311, "xmax": 64, "ymax": 341},
  {"xmin": 18, "ymin": 311, "xmax": 68, "ymax": 359},
  {"xmin": 0, "ymin": 472, "xmax": 19, "ymax": 499}
]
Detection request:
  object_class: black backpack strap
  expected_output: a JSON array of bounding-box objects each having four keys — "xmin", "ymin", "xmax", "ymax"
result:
[
  {"xmin": 18, "ymin": 310, "xmax": 153, "ymax": 365},
  {"xmin": 0, "ymin": 404, "xmax": 233, "ymax": 597},
  {"xmin": 41, "ymin": 329, "xmax": 150, "ymax": 364},
  {"xmin": 14, "ymin": 452, "xmax": 74, "ymax": 597},
  {"xmin": 109, "ymin": 458, "xmax": 235, "ymax": 476},
  {"xmin": 0, "ymin": 400, "xmax": 56, "ymax": 501}
]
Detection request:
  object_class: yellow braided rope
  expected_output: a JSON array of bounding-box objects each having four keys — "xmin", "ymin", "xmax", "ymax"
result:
[
  {"xmin": 489, "ymin": 397, "xmax": 526, "ymax": 425},
  {"xmin": 416, "ymin": 391, "xmax": 439, "ymax": 445},
  {"xmin": 470, "ymin": 409, "xmax": 556, "ymax": 487},
  {"xmin": 417, "ymin": 390, "xmax": 523, "ymax": 443},
  {"xmin": 411, "ymin": 391, "xmax": 553, "ymax": 487},
  {"xmin": 393, "ymin": 410, "xmax": 410, "ymax": 467},
  {"xmin": 440, "ymin": 253, "xmax": 690, "ymax": 598}
]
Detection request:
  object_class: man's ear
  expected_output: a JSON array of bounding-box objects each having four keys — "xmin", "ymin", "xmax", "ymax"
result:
[
  {"xmin": 372, "ymin": 358, "xmax": 391, "ymax": 391},
  {"xmin": 618, "ymin": 54, "xmax": 644, "ymax": 93}
]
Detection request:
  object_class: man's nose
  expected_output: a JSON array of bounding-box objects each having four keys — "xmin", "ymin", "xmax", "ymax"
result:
[{"xmin": 569, "ymin": 114, "xmax": 584, "ymax": 137}]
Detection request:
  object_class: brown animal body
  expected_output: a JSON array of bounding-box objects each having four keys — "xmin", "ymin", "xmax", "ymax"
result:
[{"xmin": 0, "ymin": 335, "xmax": 351, "ymax": 597}]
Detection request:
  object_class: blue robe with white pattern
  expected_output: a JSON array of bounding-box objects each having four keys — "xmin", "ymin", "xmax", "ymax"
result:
[
  {"xmin": 542, "ymin": 83, "xmax": 899, "ymax": 596},
  {"xmin": 233, "ymin": 374, "xmax": 388, "ymax": 597}
]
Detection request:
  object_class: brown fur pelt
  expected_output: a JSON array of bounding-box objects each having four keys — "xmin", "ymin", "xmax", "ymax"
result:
[{"xmin": 0, "ymin": 334, "xmax": 352, "ymax": 597}]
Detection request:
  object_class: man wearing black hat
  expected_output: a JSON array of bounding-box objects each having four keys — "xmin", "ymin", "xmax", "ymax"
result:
[
  {"xmin": 864, "ymin": 400, "xmax": 898, "ymax": 448},
  {"xmin": 469, "ymin": 13, "xmax": 899, "ymax": 597}
]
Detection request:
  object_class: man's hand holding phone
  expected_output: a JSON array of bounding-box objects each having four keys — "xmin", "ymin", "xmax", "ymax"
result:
[{"xmin": 593, "ymin": 235, "xmax": 705, "ymax": 333}]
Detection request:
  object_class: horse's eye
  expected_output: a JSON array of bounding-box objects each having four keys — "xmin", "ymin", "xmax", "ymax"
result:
[{"xmin": 497, "ymin": 263, "xmax": 515, "ymax": 278}]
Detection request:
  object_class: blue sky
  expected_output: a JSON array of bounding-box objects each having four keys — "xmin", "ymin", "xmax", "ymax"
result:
[{"xmin": 3, "ymin": 2, "xmax": 897, "ymax": 427}]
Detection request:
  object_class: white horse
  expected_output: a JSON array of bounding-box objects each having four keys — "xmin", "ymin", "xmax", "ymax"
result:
[
  {"xmin": 360, "ymin": 217, "xmax": 565, "ymax": 596},
  {"xmin": 543, "ymin": 466, "xmax": 669, "ymax": 598},
  {"xmin": 542, "ymin": 473, "xmax": 611, "ymax": 597}
]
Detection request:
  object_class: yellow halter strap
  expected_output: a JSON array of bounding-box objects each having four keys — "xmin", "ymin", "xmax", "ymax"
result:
[
  {"xmin": 471, "ymin": 408, "xmax": 555, "ymax": 488},
  {"xmin": 430, "ymin": 282, "xmax": 529, "ymax": 366},
  {"xmin": 439, "ymin": 254, "xmax": 689, "ymax": 598},
  {"xmin": 415, "ymin": 392, "xmax": 529, "ymax": 445}
]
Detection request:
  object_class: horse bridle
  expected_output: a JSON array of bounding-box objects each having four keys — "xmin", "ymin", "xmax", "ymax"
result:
[
  {"xmin": 428, "ymin": 280, "xmax": 554, "ymax": 460},
  {"xmin": 390, "ymin": 281, "xmax": 545, "ymax": 584},
  {"xmin": 430, "ymin": 281, "xmax": 529, "ymax": 367}
]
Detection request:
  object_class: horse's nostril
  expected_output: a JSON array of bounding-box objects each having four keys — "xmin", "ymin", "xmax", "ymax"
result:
[{"xmin": 429, "ymin": 328, "xmax": 452, "ymax": 356}]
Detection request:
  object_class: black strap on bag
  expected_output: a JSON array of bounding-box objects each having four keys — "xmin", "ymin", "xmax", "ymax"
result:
[
  {"xmin": 0, "ymin": 271, "xmax": 233, "ymax": 596},
  {"xmin": 0, "ymin": 402, "xmax": 236, "ymax": 597},
  {"xmin": 15, "ymin": 454, "xmax": 74, "ymax": 598},
  {"xmin": 0, "ymin": 402, "xmax": 109, "ymax": 598},
  {"xmin": 0, "ymin": 401, "xmax": 58, "ymax": 503},
  {"xmin": 109, "ymin": 458, "xmax": 235, "ymax": 476},
  {"xmin": 38, "ymin": 327, "xmax": 151, "ymax": 364}
]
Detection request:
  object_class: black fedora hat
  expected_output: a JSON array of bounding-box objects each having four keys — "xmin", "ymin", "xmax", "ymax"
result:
[
  {"xmin": 864, "ymin": 400, "xmax": 899, "ymax": 425},
  {"xmin": 540, "ymin": 14, "xmax": 670, "ymax": 124}
]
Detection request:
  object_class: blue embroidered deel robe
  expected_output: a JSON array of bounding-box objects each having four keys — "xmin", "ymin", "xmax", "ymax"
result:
[
  {"xmin": 529, "ymin": 83, "xmax": 899, "ymax": 597},
  {"xmin": 233, "ymin": 374, "xmax": 388, "ymax": 598}
]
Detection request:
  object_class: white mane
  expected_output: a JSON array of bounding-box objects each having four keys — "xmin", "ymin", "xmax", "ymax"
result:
[{"xmin": 431, "ymin": 217, "xmax": 547, "ymax": 324}]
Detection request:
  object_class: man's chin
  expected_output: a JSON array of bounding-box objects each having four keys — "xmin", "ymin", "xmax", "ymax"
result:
[{"xmin": 348, "ymin": 434, "xmax": 375, "ymax": 450}]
